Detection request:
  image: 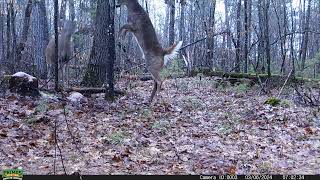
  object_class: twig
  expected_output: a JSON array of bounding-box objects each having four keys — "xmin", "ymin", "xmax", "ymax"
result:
[
  {"xmin": 179, "ymin": 31, "xmax": 229, "ymax": 50},
  {"xmin": 53, "ymin": 117, "xmax": 67, "ymax": 174},
  {"xmin": 277, "ymin": 69, "xmax": 293, "ymax": 98}
]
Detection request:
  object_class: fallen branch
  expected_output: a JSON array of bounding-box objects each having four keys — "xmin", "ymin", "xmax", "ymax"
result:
[
  {"xmin": 277, "ymin": 69, "xmax": 294, "ymax": 98},
  {"xmin": 65, "ymin": 87, "xmax": 125, "ymax": 95}
]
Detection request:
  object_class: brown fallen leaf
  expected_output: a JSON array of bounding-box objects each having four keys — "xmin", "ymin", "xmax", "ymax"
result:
[
  {"xmin": 304, "ymin": 127, "xmax": 313, "ymax": 135},
  {"xmin": 227, "ymin": 165, "xmax": 237, "ymax": 175},
  {"xmin": 112, "ymin": 154, "xmax": 122, "ymax": 162},
  {"xmin": 0, "ymin": 132, "xmax": 8, "ymax": 138}
]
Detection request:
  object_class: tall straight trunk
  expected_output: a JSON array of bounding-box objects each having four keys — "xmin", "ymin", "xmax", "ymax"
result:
[
  {"xmin": 179, "ymin": 0, "xmax": 186, "ymax": 44},
  {"xmin": 235, "ymin": 0, "xmax": 242, "ymax": 73},
  {"xmin": 164, "ymin": 3, "xmax": 170, "ymax": 47},
  {"xmin": 82, "ymin": 0, "xmax": 111, "ymax": 87},
  {"xmin": 290, "ymin": 2, "xmax": 296, "ymax": 75},
  {"xmin": 60, "ymin": 0, "xmax": 67, "ymax": 21},
  {"xmin": 105, "ymin": 0, "xmax": 115, "ymax": 101},
  {"xmin": 224, "ymin": 0, "xmax": 232, "ymax": 72},
  {"xmin": 179, "ymin": 0, "xmax": 186, "ymax": 57},
  {"xmin": 54, "ymin": 0, "xmax": 59, "ymax": 91},
  {"xmin": 189, "ymin": 4, "xmax": 195, "ymax": 44},
  {"xmin": 257, "ymin": 0, "xmax": 265, "ymax": 73},
  {"xmin": 189, "ymin": 3, "xmax": 196, "ymax": 66},
  {"xmin": 0, "ymin": 3, "xmax": 4, "ymax": 65},
  {"xmin": 69, "ymin": 0, "xmax": 75, "ymax": 21},
  {"xmin": 263, "ymin": 0, "xmax": 271, "ymax": 77},
  {"xmin": 9, "ymin": 2, "xmax": 17, "ymax": 73},
  {"xmin": 244, "ymin": 0, "xmax": 249, "ymax": 73},
  {"xmin": 6, "ymin": 2, "xmax": 12, "ymax": 72},
  {"xmin": 168, "ymin": 0, "xmax": 175, "ymax": 46},
  {"xmin": 281, "ymin": 0, "xmax": 288, "ymax": 74},
  {"xmin": 300, "ymin": 0, "xmax": 312, "ymax": 70},
  {"xmin": 16, "ymin": 0, "xmax": 33, "ymax": 68},
  {"xmin": 32, "ymin": 1, "xmax": 49, "ymax": 78},
  {"xmin": 205, "ymin": 0, "xmax": 216, "ymax": 69}
]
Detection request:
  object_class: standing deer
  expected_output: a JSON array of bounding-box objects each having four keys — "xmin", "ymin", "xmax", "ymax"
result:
[
  {"xmin": 117, "ymin": 0, "xmax": 183, "ymax": 104},
  {"xmin": 46, "ymin": 20, "xmax": 76, "ymax": 87}
]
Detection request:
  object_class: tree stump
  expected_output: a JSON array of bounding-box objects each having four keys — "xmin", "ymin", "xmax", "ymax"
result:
[{"xmin": 9, "ymin": 72, "xmax": 40, "ymax": 97}]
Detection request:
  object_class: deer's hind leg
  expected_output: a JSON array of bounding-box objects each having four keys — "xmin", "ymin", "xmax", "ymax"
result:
[{"xmin": 147, "ymin": 66, "xmax": 163, "ymax": 104}]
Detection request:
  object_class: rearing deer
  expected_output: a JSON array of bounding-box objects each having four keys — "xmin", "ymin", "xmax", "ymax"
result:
[
  {"xmin": 117, "ymin": 0, "xmax": 183, "ymax": 104},
  {"xmin": 45, "ymin": 20, "xmax": 76, "ymax": 87}
]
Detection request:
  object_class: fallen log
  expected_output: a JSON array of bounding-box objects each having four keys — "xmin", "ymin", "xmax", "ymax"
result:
[
  {"xmin": 65, "ymin": 87, "xmax": 126, "ymax": 96},
  {"xmin": 190, "ymin": 69, "xmax": 320, "ymax": 85}
]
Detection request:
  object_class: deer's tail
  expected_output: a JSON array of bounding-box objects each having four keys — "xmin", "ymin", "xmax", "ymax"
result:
[{"xmin": 163, "ymin": 41, "xmax": 183, "ymax": 66}]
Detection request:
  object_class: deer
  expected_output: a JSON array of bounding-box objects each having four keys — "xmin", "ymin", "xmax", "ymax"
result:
[
  {"xmin": 117, "ymin": 0, "xmax": 183, "ymax": 104},
  {"xmin": 45, "ymin": 20, "xmax": 76, "ymax": 87}
]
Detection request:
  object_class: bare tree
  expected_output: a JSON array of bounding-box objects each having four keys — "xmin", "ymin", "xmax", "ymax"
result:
[
  {"xmin": 205, "ymin": 0, "xmax": 216, "ymax": 69},
  {"xmin": 82, "ymin": 0, "xmax": 112, "ymax": 87},
  {"xmin": 235, "ymin": 0, "xmax": 242, "ymax": 73},
  {"xmin": 263, "ymin": 0, "xmax": 271, "ymax": 77},
  {"xmin": 32, "ymin": 0, "xmax": 49, "ymax": 78},
  {"xmin": 168, "ymin": 0, "xmax": 175, "ymax": 46},
  {"xmin": 54, "ymin": 0, "xmax": 59, "ymax": 91},
  {"xmin": 105, "ymin": 0, "xmax": 116, "ymax": 101},
  {"xmin": 0, "ymin": 2, "xmax": 4, "ymax": 66},
  {"xmin": 16, "ymin": 0, "xmax": 33, "ymax": 70},
  {"xmin": 244, "ymin": 0, "xmax": 252, "ymax": 73},
  {"xmin": 300, "ymin": 0, "xmax": 312, "ymax": 70}
]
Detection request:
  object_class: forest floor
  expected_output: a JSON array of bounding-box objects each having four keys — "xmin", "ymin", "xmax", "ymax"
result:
[{"xmin": 0, "ymin": 77, "xmax": 319, "ymax": 175}]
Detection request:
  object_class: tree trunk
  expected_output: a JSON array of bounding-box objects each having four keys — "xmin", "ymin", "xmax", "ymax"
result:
[
  {"xmin": 0, "ymin": 4, "xmax": 3, "ymax": 66},
  {"xmin": 205, "ymin": 0, "xmax": 216, "ymax": 69},
  {"xmin": 82, "ymin": 0, "xmax": 111, "ymax": 87},
  {"xmin": 244, "ymin": 0, "xmax": 252, "ymax": 73},
  {"xmin": 263, "ymin": 0, "xmax": 271, "ymax": 77},
  {"xmin": 300, "ymin": 0, "xmax": 312, "ymax": 70},
  {"xmin": 290, "ymin": 1, "xmax": 296, "ymax": 75},
  {"xmin": 168, "ymin": 0, "xmax": 175, "ymax": 46},
  {"xmin": 32, "ymin": 0, "xmax": 49, "ymax": 78},
  {"xmin": 6, "ymin": 2, "xmax": 12, "ymax": 72},
  {"xmin": 257, "ymin": 0, "xmax": 265, "ymax": 73},
  {"xmin": 60, "ymin": 0, "xmax": 67, "ymax": 21},
  {"xmin": 10, "ymin": 2, "xmax": 17, "ymax": 73},
  {"xmin": 54, "ymin": 0, "xmax": 59, "ymax": 91},
  {"xmin": 179, "ymin": 0, "xmax": 186, "ymax": 45},
  {"xmin": 164, "ymin": 3, "xmax": 170, "ymax": 47},
  {"xmin": 105, "ymin": 0, "xmax": 116, "ymax": 101},
  {"xmin": 235, "ymin": 0, "xmax": 242, "ymax": 73},
  {"xmin": 69, "ymin": 0, "xmax": 75, "ymax": 21},
  {"xmin": 280, "ymin": 0, "xmax": 288, "ymax": 74},
  {"xmin": 16, "ymin": 0, "xmax": 33, "ymax": 70},
  {"xmin": 224, "ymin": 0, "xmax": 232, "ymax": 72}
]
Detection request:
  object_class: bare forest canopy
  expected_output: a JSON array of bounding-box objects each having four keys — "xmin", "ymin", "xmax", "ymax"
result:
[{"xmin": 0, "ymin": 0, "xmax": 320, "ymax": 83}]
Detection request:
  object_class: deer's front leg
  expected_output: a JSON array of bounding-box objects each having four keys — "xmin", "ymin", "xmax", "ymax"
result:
[{"xmin": 119, "ymin": 23, "xmax": 136, "ymax": 39}]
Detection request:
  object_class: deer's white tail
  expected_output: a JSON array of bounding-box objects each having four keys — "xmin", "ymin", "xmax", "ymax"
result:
[{"xmin": 164, "ymin": 41, "xmax": 183, "ymax": 66}]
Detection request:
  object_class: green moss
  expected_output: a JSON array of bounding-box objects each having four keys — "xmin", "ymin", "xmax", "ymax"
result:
[{"xmin": 265, "ymin": 97, "xmax": 281, "ymax": 106}]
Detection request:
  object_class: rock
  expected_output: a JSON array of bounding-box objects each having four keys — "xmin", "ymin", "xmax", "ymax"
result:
[
  {"xmin": 9, "ymin": 72, "xmax": 40, "ymax": 97},
  {"xmin": 67, "ymin": 92, "xmax": 85, "ymax": 103}
]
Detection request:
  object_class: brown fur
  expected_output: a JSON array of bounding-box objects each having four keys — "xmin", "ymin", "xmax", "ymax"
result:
[
  {"xmin": 118, "ymin": 0, "xmax": 181, "ymax": 104},
  {"xmin": 45, "ymin": 20, "xmax": 76, "ymax": 86}
]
